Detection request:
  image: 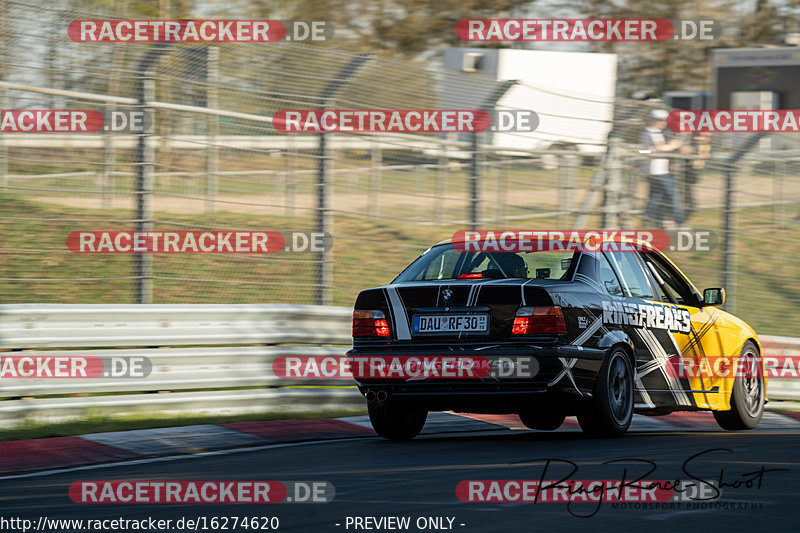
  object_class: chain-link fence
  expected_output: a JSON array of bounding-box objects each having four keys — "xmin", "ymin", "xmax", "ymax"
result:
[{"xmin": 1, "ymin": 1, "xmax": 799, "ymax": 337}]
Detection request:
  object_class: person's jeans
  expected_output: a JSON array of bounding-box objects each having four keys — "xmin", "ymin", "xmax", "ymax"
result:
[{"xmin": 646, "ymin": 173, "xmax": 684, "ymax": 226}]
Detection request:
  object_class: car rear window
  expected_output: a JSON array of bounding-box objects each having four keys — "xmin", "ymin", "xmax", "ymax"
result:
[{"xmin": 394, "ymin": 246, "xmax": 578, "ymax": 282}]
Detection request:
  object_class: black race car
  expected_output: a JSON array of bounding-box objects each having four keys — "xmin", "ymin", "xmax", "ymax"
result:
[{"xmin": 347, "ymin": 236, "xmax": 765, "ymax": 439}]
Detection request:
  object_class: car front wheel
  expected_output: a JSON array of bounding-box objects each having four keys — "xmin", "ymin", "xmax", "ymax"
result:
[
  {"xmin": 713, "ymin": 340, "xmax": 765, "ymax": 430},
  {"xmin": 577, "ymin": 348, "xmax": 634, "ymax": 437}
]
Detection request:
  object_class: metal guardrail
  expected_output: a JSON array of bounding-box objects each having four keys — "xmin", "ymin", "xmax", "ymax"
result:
[
  {"xmin": 0, "ymin": 304, "xmax": 359, "ymax": 427},
  {"xmin": 0, "ymin": 304, "xmax": 797, "ymax": 428},
  {"xmin": 0, "ymin": 303, "xmax": 352, "ymax": 348},
  {"xmin": 0, "ymin": 346, "xmax": 349, "ymax": 397}
]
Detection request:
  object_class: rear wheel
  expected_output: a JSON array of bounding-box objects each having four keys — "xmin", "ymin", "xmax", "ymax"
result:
[
  {"xmin": 577, "ymin": 348, "xmax": 634, "ymax": 437},
  {"xmin": 519, "ymin": 410, "xmax": 565, "ymax": 431},
  {"xmin": 713, "ymin": 341, "xmax": 764, "ymax": 430},
  {"xmin": 368, "ymin": 401, "xmax": 427, "ymax": 440}
]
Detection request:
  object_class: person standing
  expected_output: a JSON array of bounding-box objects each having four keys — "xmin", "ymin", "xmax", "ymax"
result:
[{"xmin": 640, "ymin": 109, "xmax": 685, "ymax": 230}]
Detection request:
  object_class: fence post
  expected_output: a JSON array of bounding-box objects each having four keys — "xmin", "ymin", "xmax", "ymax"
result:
[
  {"xmin": 0, "ymin": 0, "xmax": 7, "ymax": 191},
  {"xmin": 434, "ymin": 142, "xmax": 447, "ymax": 223},
  {"xmin": 722, "ymin": 164, "xmax": 737, "ymax": 313},
  {"xmin": 205, "ymin": 46, "xmax": 219, "ymax": 214},
  {"xmin": 44, "ymin": 22, "xmax": 56, "ymax": 109},
  {"xmin": 101, "ymin": 103, "xmax": 114, "ymax": 208},
  {"xmin": 495, "ymin": 158, "xmax": 507, "ymax": 225},
  {"xmin": 469, "ymin": 130, "xmax": 483, "ymax": 229},
  {"xmin": 0, "ymin": 89, "xmax": 6, "ymax": 191},
  {"xmin": 774, "ymin": 160, "xmax": 785, "ymax": 227},
  {"xmin": 367, "ymin": 141, "xmax": 381, "ymax": 218},
  {"xmin": 470, "ymin": 80, "xmax": 517, "ymax": 230},
  {"xmin": 557, "ymin": 154, "xmax": 578, "ymax": 227},
  {"xmin": 720, "ymin": 133, "xmax": 765, "ymax": 314},
  {"xmin": 134, "ymin": 45, "xmax": 170, "ymax": 304},
  {"xmin": 316, "ymin": 131, "xmax": 332, "ymax": 304},
  {"xmin": 619, "ymin": 154, "xmax": 637, "ymax": 228},
  {"xmin": 284, "ymin": 136, "xmax": 295, "ymax": 217},
  {"xmin": 602, "ymin": 138, "xmax": 622, "ymax": 228},
  {"xmin": 314, "ymin": 53, "xmax": 371, "ymax": 306},
  {"xmin": 101, "ymin": 46, "xmax": 124, "ymax": 209},
  {"xmin": 134, "ymin": 73, "xmax": 155, "ymax": 304}
]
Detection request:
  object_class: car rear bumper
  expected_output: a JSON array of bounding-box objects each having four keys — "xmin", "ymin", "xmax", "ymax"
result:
[{"xmin": 346, "ymin": 344, "xmax": 605, "ymax": 410}]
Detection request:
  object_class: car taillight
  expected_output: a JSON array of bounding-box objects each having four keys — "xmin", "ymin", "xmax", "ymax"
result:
[
  {"xmin": 512, "ymin": 306, "xmax": 567, "ymax": 335},
  {"xmin": 352, "ymin": 309, "xmax": 390, "ymax": 337}
]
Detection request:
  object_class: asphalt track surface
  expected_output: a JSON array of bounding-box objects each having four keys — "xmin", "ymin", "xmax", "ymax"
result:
[{"xmin": 0, "ymin": 423, "xmax": 798, "ymax": 533}]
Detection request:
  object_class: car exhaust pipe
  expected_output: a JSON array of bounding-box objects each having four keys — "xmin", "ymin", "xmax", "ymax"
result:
[
  {"xmin": 376, "ymin": 390, "xmax": 389, "ymax": 403},
  {"xmin": 365, "ymin": 390, "xmax": 377, "ymax": 402}
]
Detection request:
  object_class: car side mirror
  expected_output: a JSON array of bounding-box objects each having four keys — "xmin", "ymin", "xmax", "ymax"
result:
[{"xmin": 703, "ymin": 288, "xmax": 725, "ymax": 307}]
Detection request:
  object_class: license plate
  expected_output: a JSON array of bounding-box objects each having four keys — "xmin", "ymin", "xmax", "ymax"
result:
[{"xmin": 412, "ymin": 314, "xmax": 489, "ymax": 334}]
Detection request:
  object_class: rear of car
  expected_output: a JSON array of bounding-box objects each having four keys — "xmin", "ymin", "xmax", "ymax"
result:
[{"xmin": 347, "ymin": 243, "xmax": 610, "ymax": 437}]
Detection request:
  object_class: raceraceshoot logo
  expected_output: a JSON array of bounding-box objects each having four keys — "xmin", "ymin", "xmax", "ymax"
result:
[{"xmin": 602, "ymin": 301, "xmax": 691, "ymax": 333}]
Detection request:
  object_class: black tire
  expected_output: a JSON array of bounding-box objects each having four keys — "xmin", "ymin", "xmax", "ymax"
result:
[
  {"xmin": 713, "ymin": 340, "xmax": 764, "ymax": 431},
  {"xmin": 519, "ymin": 410, "xmax": 565, "ymax": 431},
  {"xmin": 368, "ymin": 401, "xmax": 427, "ymax": 440},
  {"xmin": 577, "ymin": 348, "xmax": 634, "ymax": 437}
]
